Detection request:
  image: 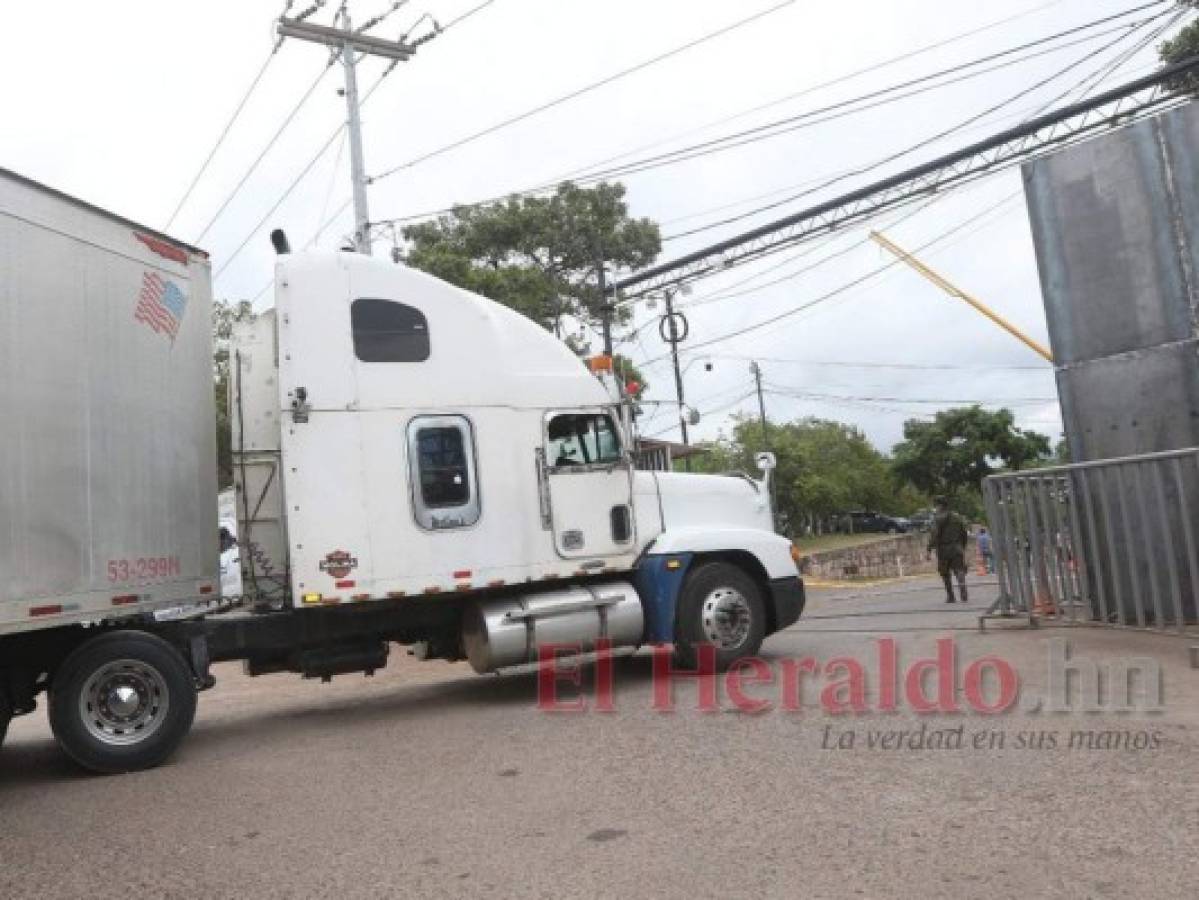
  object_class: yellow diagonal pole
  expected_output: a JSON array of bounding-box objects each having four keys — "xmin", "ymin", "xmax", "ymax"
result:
[{"xmin": 870, "ymin": 230, "xmax": 1054, "ymax": 363}]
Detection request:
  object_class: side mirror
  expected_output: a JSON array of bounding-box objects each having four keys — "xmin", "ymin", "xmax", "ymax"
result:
[{"xmin": 754, "ymin": 451, "xmax": 777, "ymax": 473}]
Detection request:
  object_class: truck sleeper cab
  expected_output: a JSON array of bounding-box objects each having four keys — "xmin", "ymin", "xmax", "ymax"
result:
[{"xmin": 232, "ymin": 250, "xmax": 802, "ymax": 659}]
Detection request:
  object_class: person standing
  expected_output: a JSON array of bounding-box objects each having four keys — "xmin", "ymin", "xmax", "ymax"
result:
[
  {"xmin": 977, "ymin": 526, "xmax": 994, "ymax": 574},
  {"xmin": 927, "ymin": 496, "xmax": 969, "ymax": 603}
]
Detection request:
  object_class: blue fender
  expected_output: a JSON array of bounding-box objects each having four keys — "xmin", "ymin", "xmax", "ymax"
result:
[{"xmin": 632, "ymin": 553, "xmax": 694, "ymax": 643}]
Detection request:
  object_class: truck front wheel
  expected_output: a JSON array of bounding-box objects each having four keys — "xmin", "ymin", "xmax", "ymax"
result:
[
  {"xmin": 49, "ymin": 631, "xmax": 197, "ymax": 774},
  {"xmin": 674, "ymin": 561, "xmax": 766, "ymax": 671}
]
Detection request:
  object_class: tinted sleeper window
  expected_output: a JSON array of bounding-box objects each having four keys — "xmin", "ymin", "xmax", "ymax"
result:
[
  {"xmin": 417, "ymin": 427, "xmax": 470, "ymax": 508},
  {"xmin": 351, "ymin": 298, "xmax": 430, "ymax": 362}
]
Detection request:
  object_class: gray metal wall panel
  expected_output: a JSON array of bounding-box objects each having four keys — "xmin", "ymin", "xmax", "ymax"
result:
[
  {"xmin": 1024, "ymin": 102, "xmax": 1199, "ymax": 461},
  {"xmin": 1056, "ymin": 341, "xmax": 1199, "ymax": 460}
]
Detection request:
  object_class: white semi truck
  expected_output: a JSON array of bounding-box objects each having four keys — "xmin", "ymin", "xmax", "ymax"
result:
[{"xmin": 0, "ymin": 168, "xmax": 805, "ymax": 773}]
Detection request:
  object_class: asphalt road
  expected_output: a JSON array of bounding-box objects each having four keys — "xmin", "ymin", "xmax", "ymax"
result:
[{"xmin": 2, "ymin": 577, "xmax": 1196, "ymax": 899}]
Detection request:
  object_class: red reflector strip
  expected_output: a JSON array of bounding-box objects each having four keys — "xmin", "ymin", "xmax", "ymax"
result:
[
  {"xmin": 199, "ymin": 584, "xmax": 214, "ymax": 595},
  {"xmin": 335, "ymin": 580, "xmax": 356, "ymax": 589},
  {"xmin": 455, "ymin": 584, "xmax": 472, "ymax": 592},
  {"xmin": 111, "ymin": 595, "xmax": 139, "ymax": 606},
  {"xmin": 322, "ymin": 597, "xmax": 341, "ymax": 606},
  {"xmin": 29, "ymin": 605, "xmax": 63, "ymax": 617},
  {"xmin": 387, "ymin": 591, "xmax": 407, "ymax": 599},
  {"xmin": 452, "ymin": 569, "xmax": 471, "ymax": 579},
  {"xmin": 424, "ymin": 586, "xmax": 441, "ymax": 595},
  {"xmin": 351, "ymin": 593, "xmax": 370, "ymax": 601},
  {"xmin": 487, "ymin": 579, "xmax": 506, "ymax": 588}
]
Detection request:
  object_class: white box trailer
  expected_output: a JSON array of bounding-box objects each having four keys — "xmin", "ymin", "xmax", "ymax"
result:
[{"xmin": 1, "ymin": 178, "xmax": 804, "ymax": 774}]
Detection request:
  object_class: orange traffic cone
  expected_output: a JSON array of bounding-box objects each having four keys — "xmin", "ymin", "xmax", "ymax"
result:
[{"xmin": 1032, "ymin": 559, "xmax": 1056, "ymax": 617}]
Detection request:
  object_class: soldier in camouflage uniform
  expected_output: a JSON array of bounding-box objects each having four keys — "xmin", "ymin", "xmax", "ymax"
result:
[{"xmin": 927, "ymin": 496, "xmax": 969, "ymax": 603}]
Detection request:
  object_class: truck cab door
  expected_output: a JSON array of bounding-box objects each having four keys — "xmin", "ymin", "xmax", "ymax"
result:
[{"xmin": 542, "ymin": 411, "xmax": 635, "ymax": 559}]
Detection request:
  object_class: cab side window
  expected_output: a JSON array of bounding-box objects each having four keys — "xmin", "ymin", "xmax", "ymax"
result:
[
  {"xmin": 407, "ymin": 416, "xmax": 480, "ymax": 530},
  {"xmin": 352, "ymin": 298, "xmax": 429, "ymax": 362},
  {"xmin": 546, "ymin": 413, "xmax": 623, "ymax": 467}
]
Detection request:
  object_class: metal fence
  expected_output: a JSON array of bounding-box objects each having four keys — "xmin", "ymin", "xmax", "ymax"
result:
[{"xmin": 983, "ymin": 448, "xmax": 1199, "ymax": 633}]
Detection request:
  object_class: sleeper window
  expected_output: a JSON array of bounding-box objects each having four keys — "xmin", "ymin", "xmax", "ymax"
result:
[
  {"xmin": 407, "ymin": 416, "xmax": 480, "ymax": 530},
  {"xmin": 352, "ymin": 298, "xmax": 429, "ymax": 362}
]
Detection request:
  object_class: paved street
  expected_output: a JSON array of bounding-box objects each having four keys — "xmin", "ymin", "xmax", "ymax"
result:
[{"xmin": 2, "ymin": 576, "xmax": 1196, "ymax": 899}]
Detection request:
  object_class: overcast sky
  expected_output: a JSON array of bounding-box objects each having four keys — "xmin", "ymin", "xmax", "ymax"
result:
[{"xmin": 2, "ymin": 0, "xmax": 1187, "ymax": 451}]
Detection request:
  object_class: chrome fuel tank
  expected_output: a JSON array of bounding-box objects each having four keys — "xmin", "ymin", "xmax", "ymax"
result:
[{"xmin": 462, "ymin": 581, "xmax": 644, "ymax": 673}]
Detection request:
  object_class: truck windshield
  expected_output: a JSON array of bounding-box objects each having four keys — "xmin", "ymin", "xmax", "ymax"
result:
[{"xmin": 546, "ymin": 413, "xmax": 623, "ymax": 467}]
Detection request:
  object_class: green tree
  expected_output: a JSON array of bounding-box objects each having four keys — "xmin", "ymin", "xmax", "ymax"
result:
[
  {"xmin": 213, "ymin": 299, "xmax": 254, "ymax": 488},
  {"xmin": 1159, "ymin": 2, "xmax": 1199, "ymax": 95},
  {"xmin": 403, "ymin": 181, "xmax": 661, "ymax": 337},
  {"xmin": 692, "ymin": 416, "xmax": 901, "ymax": 535},
  {"xmin": 891, "ymin": 406, "xmax": 1051, "ymax": 507}
]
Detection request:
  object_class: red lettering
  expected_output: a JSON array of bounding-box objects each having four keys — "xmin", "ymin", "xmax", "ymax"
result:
[
  {"xmin": 536, "ymin": 644, "xmax": 586, "ymax": 712},
  {"xmin": 876, "ymin": 637, "xmax": 899, "ymax": 712},
  {"xmin": 904, "ymin": 638, "xmax": 960, "ymax": 714},
  {"xmin": 780, "ymin": 657, "xmax": 819, "ymax": 711},
  {"xmin": 821, "ymin": 657, "xmax": 868, "ymax": 714},
  {"xmin": 652, "ymin": 644, "xmax": 718, "ymax": 712},
  {"xmin": 726, "ymin": 657, "xmax": 774, "ymax": 714},
  {"xmin": 964, "ymin": 656, "xmax": 1019, "ymax": 714}
]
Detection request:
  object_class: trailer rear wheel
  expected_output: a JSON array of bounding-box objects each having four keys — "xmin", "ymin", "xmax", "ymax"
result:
[
  {"xmin": 49, "ymin": 631, "xmax": 197, "ymax": 774},
  {"xmin": 674, "ymin": 561, "xmax": 766, "ymax": 671}
]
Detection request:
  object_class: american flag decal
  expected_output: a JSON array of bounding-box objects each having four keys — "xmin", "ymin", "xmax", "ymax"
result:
[{"xmin": 133, "ymin": 271, "xmax": 188, "ymax": 340}]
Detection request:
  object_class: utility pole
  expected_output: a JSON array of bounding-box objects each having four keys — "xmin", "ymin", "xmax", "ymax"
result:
[
  {"xmin": 661, "ymin": 289, "xmax": 691, "ymax": 470},
  {"xmin": 277, "ymin": 9, "xmax": 417, "ymax": 255},
  {"xmin": 750, "ymin": 359, "xmax": 779, "ymax": 530},
  {"xmin": 749, "ymin": 360, "xmax": 768, "ymax": 447},
  {"xmin": 341, "ymin": 9, "xmax": 371, "ymax": 255},
  {"xmin": 597, "ymin": 254, "xmax": 613, "ymax": 356}
]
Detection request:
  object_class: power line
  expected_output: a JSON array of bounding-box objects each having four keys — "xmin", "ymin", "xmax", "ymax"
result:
[
  {"xmin": 164, "ymin": 44, "xmax": 281, "ymax": 231},
  {"xmin": 213, "ymin": 66, "xmax": 396, "ymax": 281},
  {"xmin": 641, "ymin": 390, "xmax": 759, "ymax": 440},
  {"xmin": 545, "ymin": 0, "xmax": 1074, "ymax": 187},
  {"xmin": 632, "ymin": 192, "xmax": 1028, "ymax": 369},
  {"xmin": 652, "ymin": 60, "xmax": 1160, "ymax": 236},
  {"xmin": 215, "ymin": 0, "xmax": 496, "ymax": 282},
  {"xmin": 613, "ymin": 52, "xmax": 1196, "ymax": 298},
  {"xmin": 368, "ymin": 0, "xmax": 1167, "ymax": 231},
  {"xmin": 368, "ymin": 0, "xmax": 798, "ymax": 182},
  {"xmin": 553, "ymin": 10, "xmax": 1168, "ymax": 195},
  {"xmin": 653, "ymin": 8, "xmax": 1170, "ymax": 245},
  {"xmin": 439, "ymin": 0, "xmax": 498, "ymax": 32},
  {"xmin": 698, "ymin": 354, "xmax": 1048, "ymax": 372},
  {"xmin": 765, "ymin": 387, "xmax": 1058, "ymax": 406},
  {"xmin": 196, "ymin": 59, "xmax": 338, "ymax": 244}
]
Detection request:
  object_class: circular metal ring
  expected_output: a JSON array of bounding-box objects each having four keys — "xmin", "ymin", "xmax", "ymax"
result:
[
  {"xmin": 79, "ymin": 658, "xmax": 171, "ymax": 747},
  {"xmin": 700, "ymin": 587, "xmax": 752, "ymax": 650}
]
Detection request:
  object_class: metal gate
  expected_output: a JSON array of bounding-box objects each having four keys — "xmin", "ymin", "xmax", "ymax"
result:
[{"xmin": 983, "ymin": 448, "xmax": 1199, "ymax": 633}]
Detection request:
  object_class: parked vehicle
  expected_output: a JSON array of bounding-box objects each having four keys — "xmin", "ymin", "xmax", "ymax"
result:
[
  {"xmin": 843, "ymin": 511, "xmax": 910, "ymax": 534},
  {"xmin": 0, "ymin": 169, "xmax": 804, "ymax": 772},
  {"xmin": 907, "ymin": 509, "xmax": 936, "ymax": 532}
]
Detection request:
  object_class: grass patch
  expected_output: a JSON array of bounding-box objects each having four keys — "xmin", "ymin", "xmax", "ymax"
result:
[{"xmin": 795, "ymin": 533, "xmax": 910, "ymax": 555}]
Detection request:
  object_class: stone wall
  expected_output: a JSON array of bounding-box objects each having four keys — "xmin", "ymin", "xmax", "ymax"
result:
[{"xmin": 800, "ymin": 534, "xmax": 978, "ymax": 581}]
